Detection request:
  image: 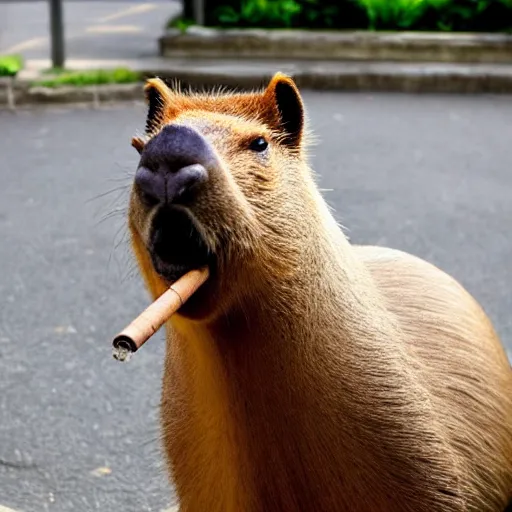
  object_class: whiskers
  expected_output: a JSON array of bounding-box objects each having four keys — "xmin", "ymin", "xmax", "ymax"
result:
[{"xmin": 87, "ymin": 163, "xmax": 136, "ymax": 283}]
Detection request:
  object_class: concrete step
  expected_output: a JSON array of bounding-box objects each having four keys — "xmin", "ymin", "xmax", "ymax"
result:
[
  {"xmin": 9, "ymin": 58, "xmax": 512, "ymax": 104},
  {"xmin": 138, "ymin": 58, "xmax": 512, "ymax": 93},
  {"xmin": 160, "ymin": 28, "xmax": 512, "ymax": 64}
]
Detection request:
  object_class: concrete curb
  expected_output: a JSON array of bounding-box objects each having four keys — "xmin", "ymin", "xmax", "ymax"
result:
[
  {"xmin": 140, "ymin": 61, "xmax": 512, "ymax": 94},
  {"xmin": 160, "ymin": 28, "xmax": 512, "ymax": 64},
  {"xmin": 0, "ymin": 81, "xmax": 145, "ymax": 109},
  {"xmin": 3, "ymin": 60, "xmax": 512, "ymax": 109},
  {"xmin": 0, "ymin": 77, "xmax": 17, "ymax": 109}
]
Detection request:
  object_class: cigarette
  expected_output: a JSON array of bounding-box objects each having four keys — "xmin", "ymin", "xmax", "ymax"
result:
[{"xmin": 112, "ymin": 267, "xmax": 209, "ymax": 362}]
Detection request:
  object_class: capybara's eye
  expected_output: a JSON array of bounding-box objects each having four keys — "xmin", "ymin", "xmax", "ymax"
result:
[{"xmin": 249, "ymin": 137, "xmax": 269, "ymax": 153}]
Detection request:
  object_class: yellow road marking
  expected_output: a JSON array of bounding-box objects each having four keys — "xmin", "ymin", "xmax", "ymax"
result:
[
  {"xmin": 97, "ymin": 3, "xmax": 158, "ymax": 23},
  {"xmin": 86, "ymin": 25, "xmax": 143, "ymax": 34},
  {"xmin": 0, "ymin": 505, "xmax": 21, "ymax": 512},
  {"xmin": 1, "ymin": 3, "xmax": 159, "ymax": 55},
  {"xmin": 2, "ymin": 37, "xmax": 47, "ymax": 54}
]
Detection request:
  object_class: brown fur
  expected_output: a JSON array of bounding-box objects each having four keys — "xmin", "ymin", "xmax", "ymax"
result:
[{"xmin": 127, "ymin": 74, "xmax": 512, "ymax": 511}]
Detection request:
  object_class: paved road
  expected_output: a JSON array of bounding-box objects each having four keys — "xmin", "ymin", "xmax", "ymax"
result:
[
  {"xmin": 0, "ymin": 93, "xmax": 511, "ymax": 512},
  {"xmin": 0, "ymin": 0, "xmax": 180, "ymax": 62}
]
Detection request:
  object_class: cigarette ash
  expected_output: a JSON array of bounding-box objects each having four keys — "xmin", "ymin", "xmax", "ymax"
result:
[{"xmin": 112, "ymin": 343, "xmax": 133, "ymax": 363}]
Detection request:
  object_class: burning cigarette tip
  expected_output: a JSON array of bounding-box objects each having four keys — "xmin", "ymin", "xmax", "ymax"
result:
[{"xmin": 112, "ymin": 336, "xmax": 137, "ymax": 362}]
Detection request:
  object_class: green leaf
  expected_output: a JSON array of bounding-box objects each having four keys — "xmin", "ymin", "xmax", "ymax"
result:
[
  {"xmin": 216, "ymin": 6, "xmax": 240, "ymax": 24},
  {"xmin": 0, "ymin": 54, "xmax": 23, "ymax": 76}
]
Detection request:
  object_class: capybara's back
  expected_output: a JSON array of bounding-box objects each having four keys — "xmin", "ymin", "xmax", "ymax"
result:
[
  {"xmin": 126, "ymin": 73, "xmax": 512, "ymax": 511},
  {"xmin": 358, "ymin": 245, "xmax": 512, "ymax": 511}
]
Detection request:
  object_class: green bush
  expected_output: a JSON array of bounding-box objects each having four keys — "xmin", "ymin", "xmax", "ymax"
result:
[
  {"xmin": 426, "ymin": 0, "xmax": 512, "ymax": 31},
  {"xmin": 33, "ymin": 68, "xmax": 141, "ymax": 88},
  {"xmin": 204, "ymin": 0, "xmax": 367, "ymax": 29},
  {"xmin": 215, "ymin": 0, "xmax": 301, "ymax": 28},
  {"xmin": 357, "ymin": 0, "xmax": 433, "ymax": 29},
  {"xmin": 202, "ymin": 0, "xmax": 512, "ymax": 31},
  {"xmin": 0, "ymin": 55, "xmax": 23, "ymax": 77}
]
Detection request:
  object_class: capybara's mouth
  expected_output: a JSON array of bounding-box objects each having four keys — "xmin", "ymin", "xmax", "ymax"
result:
[{"xmin": 148, "ymin": 206, "xmax": 214, "ymax": 284}]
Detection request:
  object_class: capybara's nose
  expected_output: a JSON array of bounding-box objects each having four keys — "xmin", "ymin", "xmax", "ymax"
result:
[{"xmin": 134, "ymin": 124, "xmax": 213, "ymax": 206}]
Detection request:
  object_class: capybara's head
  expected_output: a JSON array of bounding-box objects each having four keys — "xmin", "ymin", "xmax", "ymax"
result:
[{"xmin": 128, "ymin": 73, "xmax": 321, "ymax": 318}]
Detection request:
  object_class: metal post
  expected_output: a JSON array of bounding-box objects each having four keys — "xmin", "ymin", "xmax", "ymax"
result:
[
  {"xmin": 192, "ymin": 0, "xmax": 205, "ymax": 25},
  {"xmin": 49, "ymin": 0, "xmax": 65, "ymax": 69}
]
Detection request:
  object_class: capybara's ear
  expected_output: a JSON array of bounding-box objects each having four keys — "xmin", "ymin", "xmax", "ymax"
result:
[
  {"xmin": 263, "ymin": 73, "xmax": 304, "ymax": 148},
  {"xmin": 143, "ymin": 77, "xmax": 173, "ymax": 135}
]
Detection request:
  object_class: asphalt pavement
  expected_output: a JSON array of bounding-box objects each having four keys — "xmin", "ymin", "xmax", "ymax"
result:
[
  {"xmin": 0, "ymin": 0, "xmax": 179, "ymax": 62},
  {"xmin": 0, "ymin": 92, "xmax": 511, "ymax": 512}
]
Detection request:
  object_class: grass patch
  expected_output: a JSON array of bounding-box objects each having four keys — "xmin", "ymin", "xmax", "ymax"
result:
[
  {"xmin": 40, "ymin": 67, "xmax": 69, "ymax": 76},
  {"xmin": 0, "ymin": 54, "xmax": 23, "ymax": 77},
  {"xmin": 168, "ymin": 16, "xmax": 196, "ymax": 32},
  {"xmin": 33, "ymin": 68, "xmax": 142, "ymax": 88}
]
